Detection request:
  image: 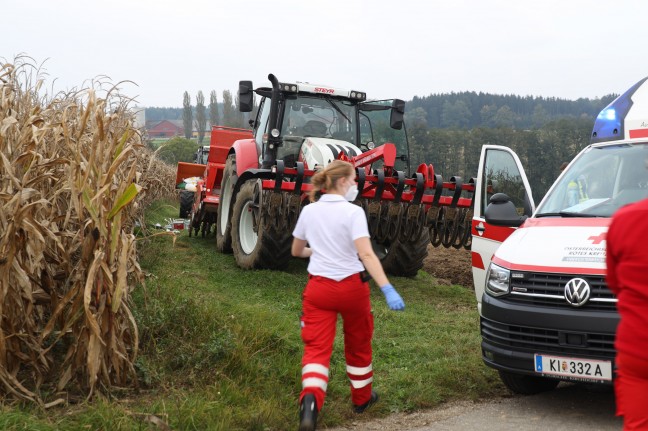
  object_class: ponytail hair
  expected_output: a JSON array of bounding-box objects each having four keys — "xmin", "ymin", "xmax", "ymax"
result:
[{"xmin": 309, "ymin": 160, "xmax": 354, "ymax": 202}]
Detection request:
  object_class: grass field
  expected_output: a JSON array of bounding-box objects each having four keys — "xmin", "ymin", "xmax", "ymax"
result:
[{"xmin": 2, "ymin": 199, "xmax": 504, "ymax": 430}]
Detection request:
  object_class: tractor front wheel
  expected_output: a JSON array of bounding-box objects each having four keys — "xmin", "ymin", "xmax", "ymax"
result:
[
  {"xmin": 231, "ymin": 180, "xmax": 292, "ymax": 270},
  {"xmin": 216, "ymin": 154, "xmax": 237, "ymax": 253}
]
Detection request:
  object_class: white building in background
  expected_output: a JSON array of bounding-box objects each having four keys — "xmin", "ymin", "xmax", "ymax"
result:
[{"xmin": 133, "ymin": 106, "xmax": 146, "ymax": 130}]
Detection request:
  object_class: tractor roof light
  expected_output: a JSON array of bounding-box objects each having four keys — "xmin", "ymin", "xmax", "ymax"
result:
[
  {"xmin": 350, "ymin": 90, "xmax": 366, "ymax": 101},
  {"xmin": 280, "ymin": 83, "xmax": 299, "ymax": 93}
]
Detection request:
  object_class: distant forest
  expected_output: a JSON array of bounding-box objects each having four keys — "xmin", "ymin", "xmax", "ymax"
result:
[{"xmin": 146, "ymin": 91, "xmax": 617, "ymax": 199}]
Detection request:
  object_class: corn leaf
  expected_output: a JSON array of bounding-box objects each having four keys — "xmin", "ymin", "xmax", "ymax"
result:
[{"xmin": 107, "ymin": 183, "xmax": 140, "ymax": 220}]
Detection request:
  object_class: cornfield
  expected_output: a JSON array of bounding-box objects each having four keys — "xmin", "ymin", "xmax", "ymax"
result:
[{"xmin": 0, "ymin": 58, "xmax": 175, "ymax": 405}]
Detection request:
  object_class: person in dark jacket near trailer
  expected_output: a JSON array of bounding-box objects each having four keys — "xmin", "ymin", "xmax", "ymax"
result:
[
  {"xmin": 291, "ymin": 160, "xmax": 405, "ymax": 431},
  {"xmin": 606, "ymin": 195, "xmax": 648, "ymax": 431}
]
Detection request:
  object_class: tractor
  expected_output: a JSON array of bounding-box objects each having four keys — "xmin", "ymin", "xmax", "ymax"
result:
[{"xmin": 207, "ymin": 74, "xmax": 474, "ymax": 276}]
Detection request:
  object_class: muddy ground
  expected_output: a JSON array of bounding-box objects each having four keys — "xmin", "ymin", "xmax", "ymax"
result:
[{"xmin": 422, "ymin": 244, "xmax": 473, "ymax": 289}]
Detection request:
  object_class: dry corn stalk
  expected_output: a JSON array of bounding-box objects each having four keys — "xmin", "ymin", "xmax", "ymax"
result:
[{"xmin": 0, "ymin": 57, "xmax": 173, "ymax": 404}]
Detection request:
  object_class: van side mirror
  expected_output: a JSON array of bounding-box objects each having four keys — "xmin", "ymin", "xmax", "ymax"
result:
[
  {"xmin": 238, "ymin": 80, "xmax": 254, "ymax": 112},
  {"xmin": 390, "ymin": 99, "xmax": 405, "ymax": 130},
  {"xmin": 484, "ymin": 193, "xmax": 528, "ymax": 227}
]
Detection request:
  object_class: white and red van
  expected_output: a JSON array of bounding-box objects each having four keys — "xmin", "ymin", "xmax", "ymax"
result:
[{"xmin": 471, "ymin": 77, "xmax": 648, "ymax": 394}]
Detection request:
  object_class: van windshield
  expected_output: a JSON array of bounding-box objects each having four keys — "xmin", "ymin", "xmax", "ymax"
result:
[{"xmin": 536, "ymin": 142, "xmax": 648, "ymax": 218}]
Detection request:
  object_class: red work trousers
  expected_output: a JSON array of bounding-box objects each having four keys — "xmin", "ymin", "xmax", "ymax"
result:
[
  {"xmin": 616, "ymin": 352, "xmax": 648, "ymax": 430},
  {"xmin": 299, "ymin": 273, "xmax": 374, "ymax": 411}
]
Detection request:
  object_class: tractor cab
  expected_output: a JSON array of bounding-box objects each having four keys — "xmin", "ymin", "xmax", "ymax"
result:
[{"xmin": 239, "ymin": 76, "xmax": 409, "ymax": 174}]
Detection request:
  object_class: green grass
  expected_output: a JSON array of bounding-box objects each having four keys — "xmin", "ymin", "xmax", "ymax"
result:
[{"xmin": 4, "ymin": 199, "xmax": 504, "ymax": 430}]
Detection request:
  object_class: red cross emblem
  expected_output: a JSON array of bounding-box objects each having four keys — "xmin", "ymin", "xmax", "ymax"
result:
[{"xmin": 588, "ymin": 232, "xmax": 606, "ymax": 244}]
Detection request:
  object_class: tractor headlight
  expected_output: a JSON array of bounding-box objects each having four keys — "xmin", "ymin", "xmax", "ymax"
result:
[
  {"xmin": 485, "ymin": 263, "xmax": 510, "ymax": 297},
  {"xmin": 366, "ymin": 141, "xmax": 375, "ymax": 150},
  {"xmin": 350, "ymin": 90, "xmax": 366, "ymax": 101},
  {"xmin": 270, "ymin": 128, "xmax": 280, "ymax": 138},
  {"xmin": 280, "ymin": 83, "xmax": 299, "ymax": 92}
]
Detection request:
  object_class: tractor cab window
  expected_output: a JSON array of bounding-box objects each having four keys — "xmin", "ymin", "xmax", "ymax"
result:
[
  {"xmin": 280, "ymin": 96, "xmax": 355, "ymax": 140},
  {"xmin": 359, "ymin": 100, "xmax": 410, "ymax": 175},
  {"xmin": 278, "ymin": 95, "xmax": 356, "ymax": 165},
  {"xmin": 254, "ymin": 98, "xmax": 271, "ymax": 156}
]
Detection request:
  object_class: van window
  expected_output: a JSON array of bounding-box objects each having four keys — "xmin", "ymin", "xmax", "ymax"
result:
[
  {"xmin": 536, "ymin": 142, "xmax": 648, "ymax": 217},
  {"xmin": 481, "ymin": 148, "xmax": 531, "ymax": 217}
]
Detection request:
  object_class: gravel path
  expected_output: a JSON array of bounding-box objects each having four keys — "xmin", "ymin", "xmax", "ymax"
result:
[{"xmin": 325, "ymin": 383, "xmax": 621, "ymax": 431}]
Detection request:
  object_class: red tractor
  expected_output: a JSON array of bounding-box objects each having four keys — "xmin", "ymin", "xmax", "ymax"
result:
[{"xmin": 179, "ymin": 74, "xmax": 474, "ymax": 276}]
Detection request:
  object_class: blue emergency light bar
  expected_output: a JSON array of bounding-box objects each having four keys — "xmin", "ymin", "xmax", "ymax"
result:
[{"xmin": 591, "ymin": 77, "xmax": 648, "ymax": 144}]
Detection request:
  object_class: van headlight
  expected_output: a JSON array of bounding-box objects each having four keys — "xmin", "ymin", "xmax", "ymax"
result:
[{"xmin": 485, "ymin": 264, "xmax": 510, "ymax": 297}]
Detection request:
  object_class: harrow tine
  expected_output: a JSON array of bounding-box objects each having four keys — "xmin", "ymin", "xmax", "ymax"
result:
[
  {"xmin": 293, "ymin": 162, "xmax": 305, "ymax": 195},
  {"xmin": 399, "ymin": 172, "xmax": 426, "ymax": 243},
  {"xmin": 429, "ymin": 206, "xmax": 445, "ymax": 247},
  {"xmin": 274, "ymin": 160, "xmax": 285, "ymax": 192},
  {"xmin": 366, "ymin": 169, "xmax": 385, "ymax": 238},
  {"xmin": 384, "ymin": 171, "xmax": 406, "ymax": 243}
]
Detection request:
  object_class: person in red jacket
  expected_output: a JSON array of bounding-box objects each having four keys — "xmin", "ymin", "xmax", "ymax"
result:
[
  {"xmin": 606, "ymin": 197, "xmax": 648, "ymax": 430},
  {"xmin": 291, "ymin": 160, "xmax": 405, "ymax": 431}
]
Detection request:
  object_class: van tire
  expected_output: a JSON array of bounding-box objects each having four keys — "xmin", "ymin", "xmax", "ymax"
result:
[{"xmin": 498, "ymin": 370, "xmax": 560, "ymax": 395}]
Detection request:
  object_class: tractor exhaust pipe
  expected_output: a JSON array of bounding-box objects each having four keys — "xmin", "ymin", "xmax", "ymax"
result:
[{"xmin": 262, "ymin": 74, "xmax": 282, "ymax": 169}]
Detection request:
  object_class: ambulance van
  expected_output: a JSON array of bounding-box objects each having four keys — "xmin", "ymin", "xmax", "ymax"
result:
[{"xmin": 471, "ymin": 76, "xmax": 648, "ymax": 394}]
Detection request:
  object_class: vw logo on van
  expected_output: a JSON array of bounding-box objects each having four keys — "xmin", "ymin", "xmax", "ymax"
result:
[{"xmin": 564, "ymin": 278, "xmax": 591, "ymax": 307}]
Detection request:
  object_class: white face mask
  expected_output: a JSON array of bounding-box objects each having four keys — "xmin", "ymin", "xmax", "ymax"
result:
[{"xmin": 344, "ymin": 184, "xmax": 358, "ymax": 201}]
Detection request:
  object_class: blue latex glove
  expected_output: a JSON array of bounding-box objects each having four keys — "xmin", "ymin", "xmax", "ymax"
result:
[{"xmin": 380, "ymin": 283, "xmax": 405, "ymax": 311}]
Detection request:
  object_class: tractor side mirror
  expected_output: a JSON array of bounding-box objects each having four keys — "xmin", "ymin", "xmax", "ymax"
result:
[
  {"xmin": 484, "ymin": 193, "xmax": 528, "ymax": 227},
  {"xmin": 390, "ymin": 99, "xmax": 405, "ymax": 130},
  {"xmin": 238, "ymin": 80, "xmax": 254, "ymax": 112}
]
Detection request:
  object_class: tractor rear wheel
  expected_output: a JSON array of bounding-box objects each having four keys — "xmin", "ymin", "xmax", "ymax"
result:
[
  {"xmin": 216, "ymin": 154, "xmax": 237, "ymax": 253},
  {"xmin": 179, "ymin": 191, "xmax": 194, "ymax": 218},
  {"xmin": 231, "ymin": 180, "xmax": 292, "ymax": 270},
  {"xmin": 379, "ymin": 228, "xmax": 430, "ymax": 277}
]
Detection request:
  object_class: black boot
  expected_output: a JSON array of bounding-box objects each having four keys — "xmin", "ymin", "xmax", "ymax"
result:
[
  {"xmin": 353, "ymin": 390, "xmax": 379, "ymax": 414},
  {"xmin": 299, "ymin": 393, "xmax": 318, "ymax": 431}
]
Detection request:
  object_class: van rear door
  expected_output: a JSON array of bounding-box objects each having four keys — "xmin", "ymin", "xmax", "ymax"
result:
[{"xmin": 472, "ymin": 145, "xmax": 534, "ymax": 312}]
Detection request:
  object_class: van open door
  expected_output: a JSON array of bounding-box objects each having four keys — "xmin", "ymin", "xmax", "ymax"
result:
[{"xmin": 472, "ymin": 145, "xmax": 534, "ymax": 313}]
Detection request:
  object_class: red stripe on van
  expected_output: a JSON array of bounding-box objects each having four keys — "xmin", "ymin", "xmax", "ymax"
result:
[
  {"xmin": 471, "ymin": 252, "xmax": 485, "ymax": 270},
  {"xmin": 492, "ymin": 256, "xmax": 605, "ymax": 276},
  {"xmin": 629, "ymin": 128, "xmax": 648, "ymax": 139}
]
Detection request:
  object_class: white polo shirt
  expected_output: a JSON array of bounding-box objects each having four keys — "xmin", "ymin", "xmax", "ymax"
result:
[{"xmin": 293, "ymin": 194, "xmax": 369, "ymax": 281}]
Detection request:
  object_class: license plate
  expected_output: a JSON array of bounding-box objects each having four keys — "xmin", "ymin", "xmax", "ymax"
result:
[{"xmin": 534, "ymin": 354, "xmax": 612, "ymax": 382}]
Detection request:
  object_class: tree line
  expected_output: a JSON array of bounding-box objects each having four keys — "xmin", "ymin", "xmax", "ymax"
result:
[
  {"xmin": 147, "ymin": 90, "xmax": 255, "ymax": 143},
  {"xmin": 407, "ymin": 117, "xmax": 596, "ymax": 200},
  {"xmin": 408, "ymin": 91, "xmax": 617, "ymax": 129}
]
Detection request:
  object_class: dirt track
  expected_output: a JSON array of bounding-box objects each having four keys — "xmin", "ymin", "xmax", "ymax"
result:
[
  {"xmin": 326, "ymin": 383, "xmax": 620, "ymax": 431},
  {"xmin": 422, "ymin": 244, "xmax": 473, "ymax": 289}
]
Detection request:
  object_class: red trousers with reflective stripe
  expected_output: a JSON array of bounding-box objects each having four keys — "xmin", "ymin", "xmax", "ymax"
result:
[
  {"xmin": 616, "ymin": 352, "xmax": 648, "ymax": 430},
  {"xmin": 300, "ymin": 273, "xmax": 374, "ymax": 410}
]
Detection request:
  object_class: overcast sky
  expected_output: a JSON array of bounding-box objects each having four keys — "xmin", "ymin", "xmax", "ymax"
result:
[{"xmin": 3, "ymin": 0, "xmax": 648, "ymax": 108}]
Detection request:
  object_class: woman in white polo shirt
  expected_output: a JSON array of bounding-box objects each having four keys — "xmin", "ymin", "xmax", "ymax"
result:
[{"xmin": 292, "ymin": 160, "xmax": 405, "ymax": 431}]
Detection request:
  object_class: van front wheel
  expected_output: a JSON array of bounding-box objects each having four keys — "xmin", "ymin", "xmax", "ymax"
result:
[{"xmin": 498, "ymin": 370, "xmax": 560, "ymax": 395}]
